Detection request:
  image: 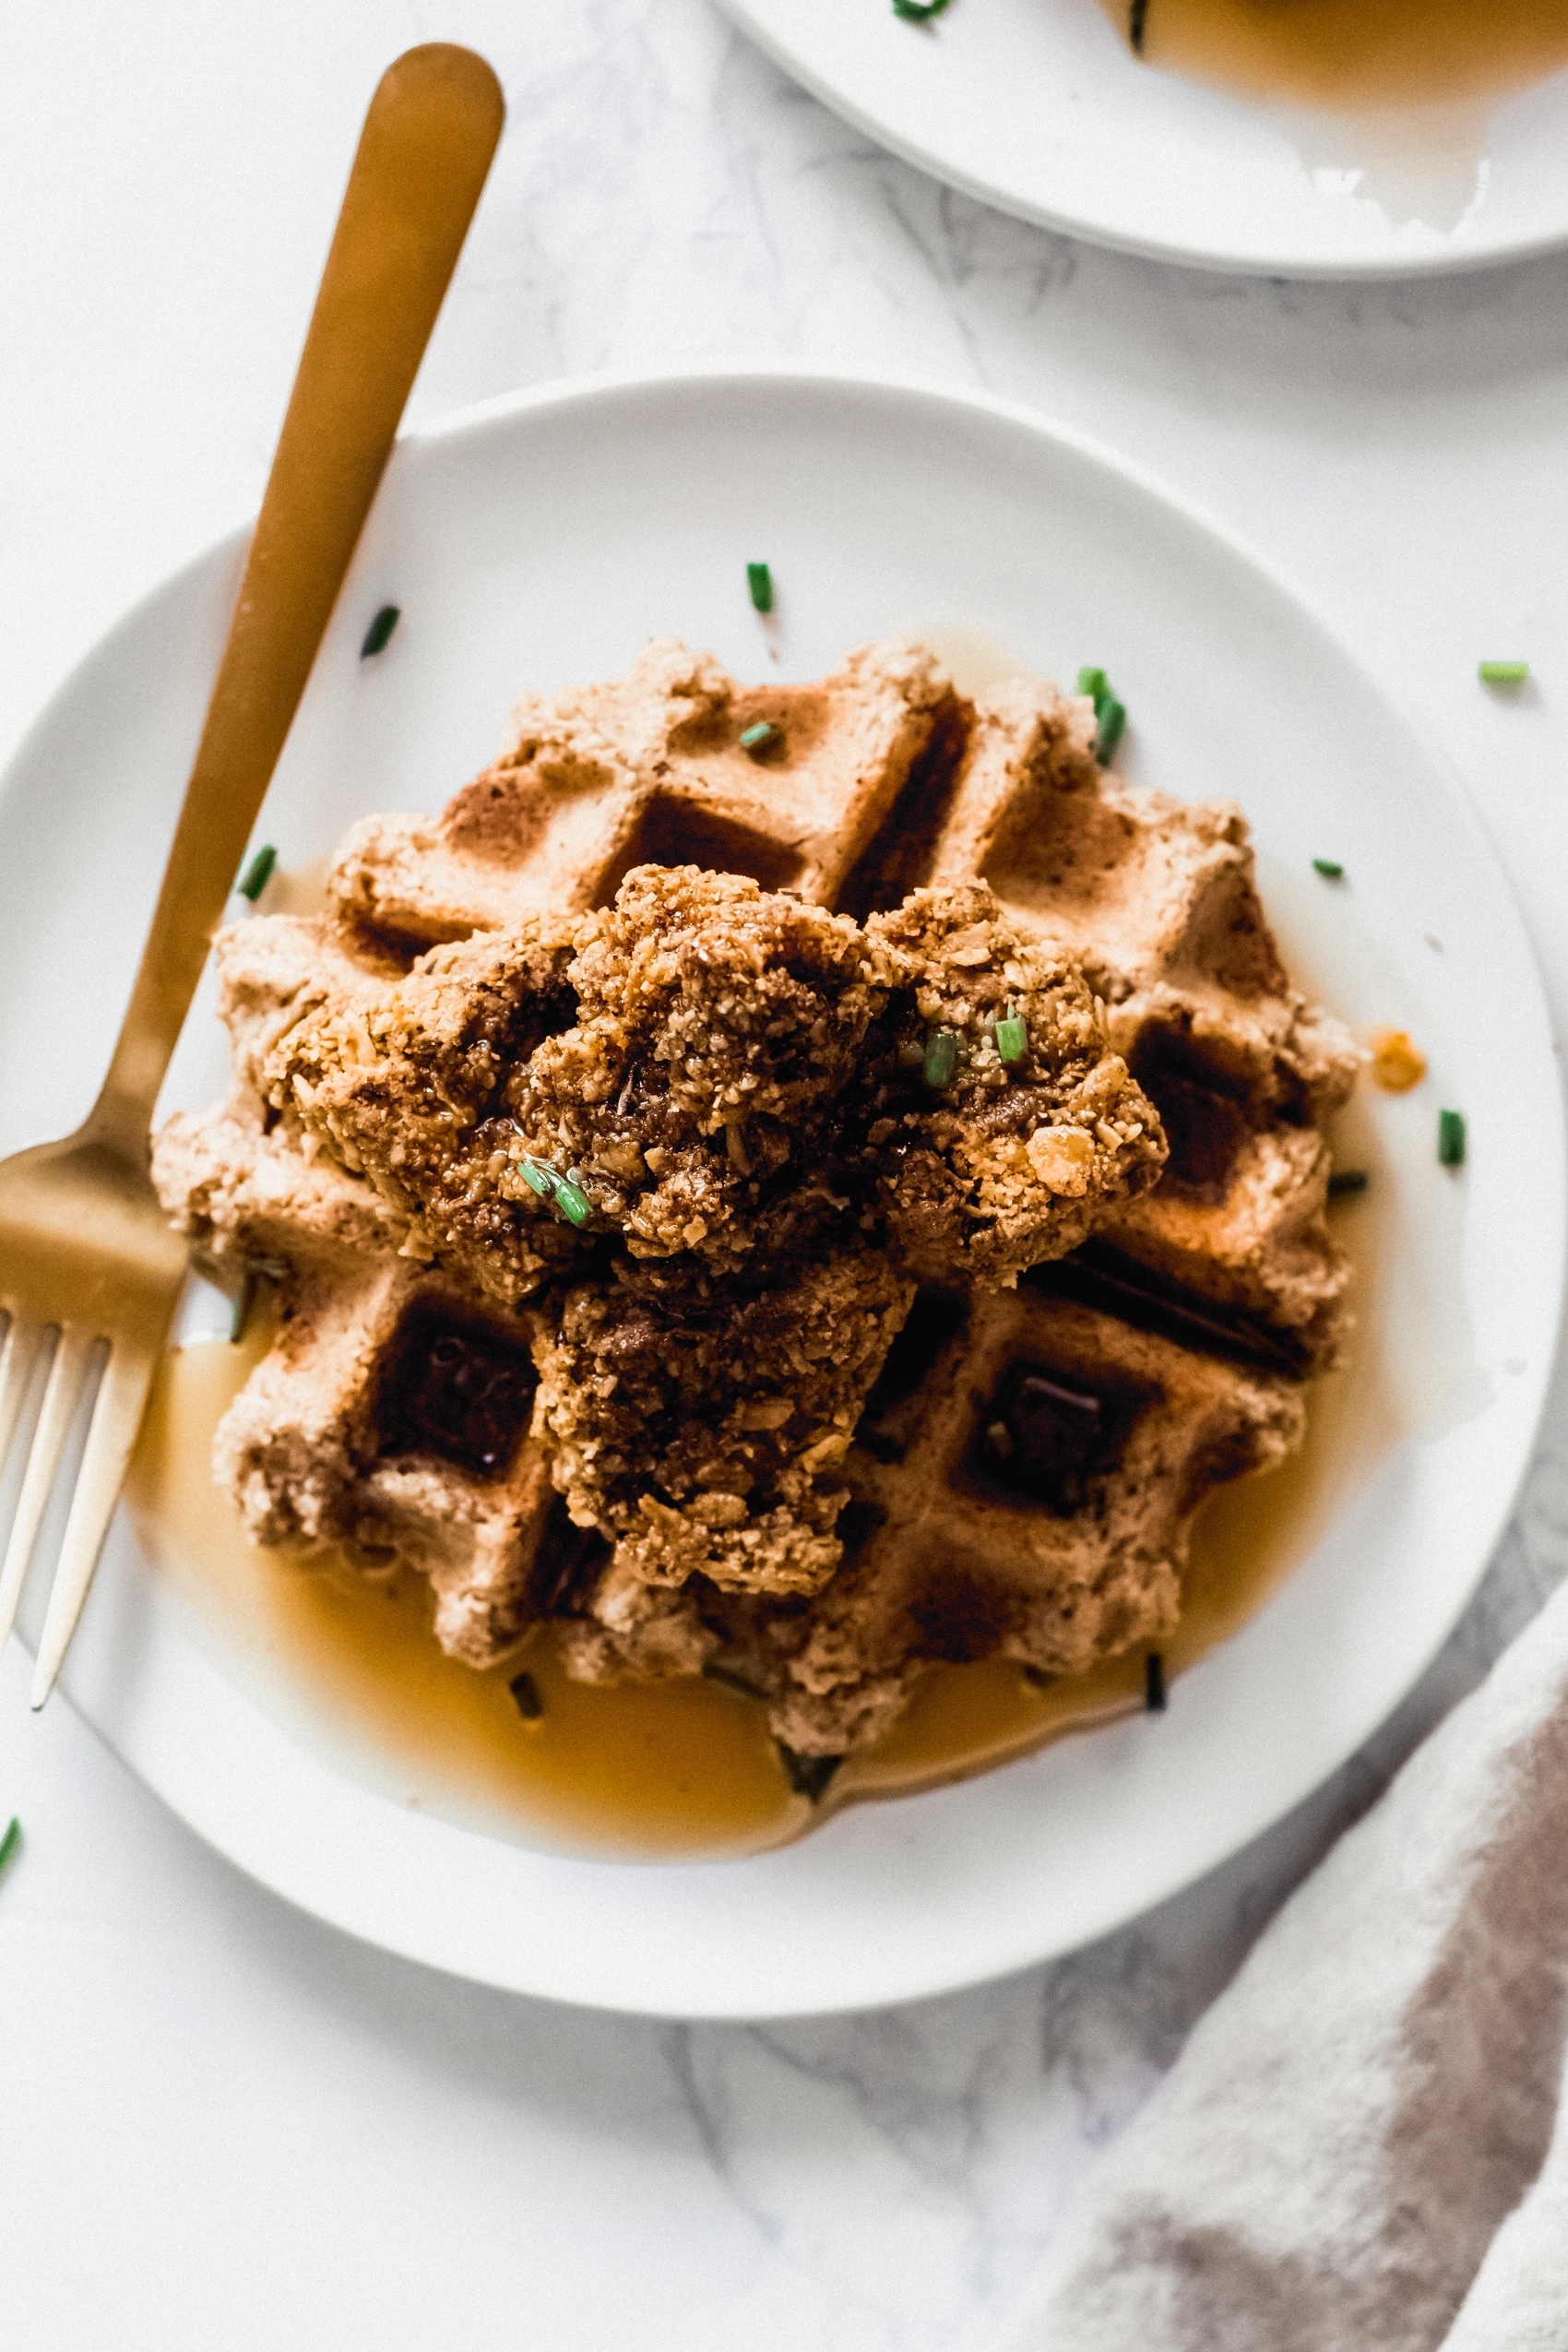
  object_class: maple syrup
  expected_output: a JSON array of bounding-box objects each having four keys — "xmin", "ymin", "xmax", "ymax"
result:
[{"xmin": 1102, "ymin": 0, "xmax": 1568, "ymax": 113}]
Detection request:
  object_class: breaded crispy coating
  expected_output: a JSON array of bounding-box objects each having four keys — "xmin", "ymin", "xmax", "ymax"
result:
[
  {"xmin": 262, "ymin": 867, "xmax": 1161, "ymax": 1307},
  {"xmin": 508, "ymin": 867, "xmax": 902, "ymax": 1275},
  {"xmin": 861, "ymin": 885, "xmax": 1166, "ymax": 1286},
  {"xmin": 261, "ymin": 915, "xmax": 582, "ymax": 1309},
  {"xmin": 535, "ymin": 1244, "xmax": 913, "ymax": 1599}
]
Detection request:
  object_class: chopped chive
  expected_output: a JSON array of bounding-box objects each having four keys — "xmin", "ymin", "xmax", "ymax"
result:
[
  {"xmin": 1478, "ymin": 660, "xmax": 1528, "ymax": 685},
  {"xmin": 1313, "ymin": 858, "xmax": 1345, "ymax": 880},
  {"xmin": 703, "ymin": 1661, "xmax": 766, "ymax": 1701},
  {"xmin": 1129, "ymin": 0, "xmax": 1149, "ymax": 50},
  {"xmin": 361, "ymin": 604, "xmax": 400, "ymax": 659},
  {"xmin": 1327, "ymin": 1169, "xmax": 1369, "ymax": 1196},
  {"xmin": 777, "ymin": 1742, "xmax": 844, "ymax": 1801},
  {"xmin": 740, "ymin": 720, "xmax": 780, "ymax": 756},
  {"xmin": 923, "ymin": 1028, "xmax": 958, "ymax": 1088},
  {"xmin": 236, "ymin": 844, "xmax": 278, "ymax": 902},
  {"xmin": 552, "ymin": 1178, "xmax": 592, "ymax": 1229},
  {"xmin": 229, "ymin": 1270, "xmax": 256, "ymax": 1345},
  {"xmin": 995, "ymin": 1009, "xmax": 1028, "ymax": 1064},
  {"xmin": 1438, "ymin": 1109, "xmax": 1466, "ymax": 1168},
  {"xmin": 1095, "ymin": 698, "xmax": 1127, "ymax": 762},
  {"xmin": 517, "ymin": 1156, "xmax": 591, "ymax": 1227},
  {"xmin": 1078, "ymin": 666, "xmax": 1129, "ymax": 763},
  {"xmin": 746, "ymin": 562, "xmax": 774, "ymax": 613},
  {"xmin": 0, "ymin": 1815, "xmax": 19, "ymax": 1882},
  {"xmin": 508, "ymin": 1670, "xmax": 543, "ymax": 1720},
  {"xmin": 892, "ymin": 0, "xmax": 951, "ymax": 18},
  {"xmin": 1145, "ymin": 1652, "xmax": 1167, "ymax": 1712}
]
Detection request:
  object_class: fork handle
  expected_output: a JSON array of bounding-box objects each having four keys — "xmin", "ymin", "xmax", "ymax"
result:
[{"xmin": 89, "ymin": 43, "xmax": 504, "ymax": 1150}]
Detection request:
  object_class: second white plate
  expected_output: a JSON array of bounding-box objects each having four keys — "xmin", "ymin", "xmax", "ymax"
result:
[{"xmin": 719, "ymin": 0, "xmax": 1568, "ymax": 277}]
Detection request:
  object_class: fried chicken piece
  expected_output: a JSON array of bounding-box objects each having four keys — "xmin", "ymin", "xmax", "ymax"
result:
[
  {"xmin": 265, "ymin": 866, "xmax": 908, "ymax": 1298},
  {"xmin": 506, "ymin": 865, "xmax": 903, "ymax": 1276},
  {"xmin": 258, "ymin": 915, "xmax": 583, "ymax": 1309},
  {"xmin": 534, "ymin": 1243, "xmax": 913, "ymax": 1600},
  {"xmin": 861, "ymin": 885, "xmax": 1168, "ymax": 1288}
]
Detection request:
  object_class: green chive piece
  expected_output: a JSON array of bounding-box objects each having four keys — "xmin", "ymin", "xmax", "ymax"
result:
[
  {"xmin": 740, "ymin": 720, "xmax": 779, "ymax": 755},
  {"xmin": 923, "ymin": 1028, "xmax": 958, "ymax": 1088},
  {"xmin": 995, "ymin": 1011, "xmax": 1028, "ymax": 1064},
  {"xmin": 519, "ymin": 1155, "xmax": 592, "ymax": 1227},
  {"xmin": 892, "ymin": 0, "xmax": 951, "ymax": 18},
  {"xmin": 1078, "ymin": 666, "xmax": 1129, "ymax": 763},
  {"xmin": 777, "ymin": 1743, "xmax": 844, "ymax": 1801},
  {"xmin": 1313, "ymin": 858, "xmax": 1345, "ymax": 880},
  {"xmin": 1438, "ymin": 1109, "xmax": 1467, "ymax": 1168},
  {"xmin": 552, "ymin": 1178, "xmax": 592, "ymax": 1229},
  {"xmin": 508, "ymin": 1670, "xmax": 543, "ymax": 1720},
  {"xmin": 361, "ymin": 604, "xmax": 400, "ymax": 659},
  {"xmin": 1478, "ymin": 660, "xmax": 1528, "ymax": 685},
  {"xmin": 1095, "ymin": 698, "xmax": 1127, "ymax": 762},
  {"xmin": 0, "ymin": 1815, "xmax": 20, "ymax": 1882},
  {"xmin": 746, "ymin": 562, "xmax": 774, "ymax": 613},
  {"xmin": 236, "ymin": 844, "xmax": 278, "ymax": 902},
  {"xmin": 1145, "ymin": 1652, "xmax": 1167, "ymax": 1712},
  {"xmin": 1327, "ymin": 1169, "xmax": 1369, "ymax": 1197},
  {"xmin": 229, "ymin": 1271, "xmax": 256, "ymax": 1345}
]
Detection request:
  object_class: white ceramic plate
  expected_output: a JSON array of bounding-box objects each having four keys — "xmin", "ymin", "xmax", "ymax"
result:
[
  {"xmin": 0, "ymin": 369, "xmax": 1559, "ymax": 2015},
  {"xmin": 718, "ymin": 0, "xmax": 1568, "ymax": 277}
]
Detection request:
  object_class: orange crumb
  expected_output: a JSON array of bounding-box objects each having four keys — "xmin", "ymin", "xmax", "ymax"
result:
[{"xmin": 1367, "ymin": 1028, "xmax": 1427, "ymax": 1093}]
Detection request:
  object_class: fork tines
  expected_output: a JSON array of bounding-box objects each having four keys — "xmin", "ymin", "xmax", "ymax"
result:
[{"xmin": 0, "ymin": 1314, "xmax": 153, "ymax": 1707}]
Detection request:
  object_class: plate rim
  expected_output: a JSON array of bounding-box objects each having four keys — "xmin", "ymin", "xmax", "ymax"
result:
[
  {"xmin": 6, "ymin": 360, "xmax": 1564, "ymax": 2015},
  {"xmin": 714, "ymin": 0, "xmax": 1568, "ymax": 281}
]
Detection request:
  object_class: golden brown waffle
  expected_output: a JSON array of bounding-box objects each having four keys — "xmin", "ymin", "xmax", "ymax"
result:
[
  {"xmin": 327, "ymin": 636, "xmax": 968, "ymax": 947},
  {"xmin": 153, "ymin": 637, "xmax": 1357, "ymax": 1765}
]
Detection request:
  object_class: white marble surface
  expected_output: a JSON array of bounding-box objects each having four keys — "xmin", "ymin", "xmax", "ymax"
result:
[{"xmin": 3, "ymin": 3, "xmax": 1568, "ymax": 2346}]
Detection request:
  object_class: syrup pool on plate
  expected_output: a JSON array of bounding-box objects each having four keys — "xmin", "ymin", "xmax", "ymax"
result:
[{"xmin": 1100, "ymin": 0, "xmax": 1568, "ymax": 111}]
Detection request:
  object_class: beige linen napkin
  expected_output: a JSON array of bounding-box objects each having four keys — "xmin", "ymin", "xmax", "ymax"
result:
[{"xmin": 992, "ymin": 1574, "xmax": 1568, "ymax": 2352}]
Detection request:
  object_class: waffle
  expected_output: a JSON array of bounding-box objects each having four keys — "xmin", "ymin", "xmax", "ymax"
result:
[{"xmin": 153, "ymin": 637, "xmax": 1357, "ymax": 1761}]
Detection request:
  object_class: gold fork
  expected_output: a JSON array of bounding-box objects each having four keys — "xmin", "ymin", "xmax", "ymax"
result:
[{"xmin": 0, "ymin": 43, "xmax": 504, "ymax": 1708}]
